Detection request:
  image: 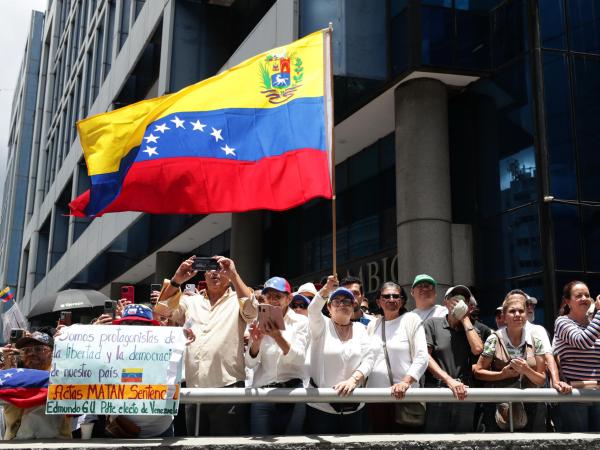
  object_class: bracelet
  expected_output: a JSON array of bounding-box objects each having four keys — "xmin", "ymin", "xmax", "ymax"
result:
[{"xmin": 169, "ymin": 278, "xmax": 181, "ymax": 288}]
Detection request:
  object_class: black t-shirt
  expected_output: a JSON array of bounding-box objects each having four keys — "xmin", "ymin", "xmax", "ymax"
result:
[{"xmin": 423, "ymin": 316, "xmax": 488, "ymax": 386}]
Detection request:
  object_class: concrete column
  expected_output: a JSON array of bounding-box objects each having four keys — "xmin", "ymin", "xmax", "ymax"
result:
[
  {"xmin": 230, "ymin": 211, "xmax": 264, "ymax": 288},
  {"xmin": 154, "ymin": 251, "xmax": 183, "ymax": 283},
  {"xmin": 395, "ymin": 78, "xmax": 453, "ymax": 302}
]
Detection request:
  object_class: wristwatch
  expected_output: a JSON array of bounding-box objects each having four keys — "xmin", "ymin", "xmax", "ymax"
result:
[{"xmin": 169, "ymin": 278, "xmax": 181, "ymax": 288}]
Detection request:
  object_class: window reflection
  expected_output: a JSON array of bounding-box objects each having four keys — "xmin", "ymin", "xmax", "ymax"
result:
[{"xmin": 499, "ymin": 147, "xmax": 536, "ymax": 210}]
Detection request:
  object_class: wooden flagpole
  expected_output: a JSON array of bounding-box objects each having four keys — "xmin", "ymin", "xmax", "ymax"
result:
[{"xmin": 326, "ymin": 23, "xmax": 337, "ymax": 277}]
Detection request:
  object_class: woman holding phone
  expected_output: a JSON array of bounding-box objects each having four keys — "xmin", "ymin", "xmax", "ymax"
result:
[
  {"xmin": 305, "ymin": 275, "xmax": 376, "ymax": 434},
  {"xmin": 246, "ymin": 276, "xmax": 309, "ymax": 435},
  {"xmin": 473, "ymin": 290, "xmax": 546, "ymax": 431}
]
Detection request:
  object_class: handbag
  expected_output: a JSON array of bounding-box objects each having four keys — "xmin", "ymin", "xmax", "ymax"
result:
[
  {"xmin": 105, "ymin": 415, "xmax": 141, "ymax": 438},
  {"xmin": 491, "ymin": 332, "xmax": 528, "ymax": 431},
  {"xmin": 381, "ymin": 317, "xmax": 426, "ymax": 427}
]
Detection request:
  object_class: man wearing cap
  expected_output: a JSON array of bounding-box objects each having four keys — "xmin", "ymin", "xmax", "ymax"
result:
[
  {"xmin": 410, "ymin": 274, "xmax": 447, "ymax": 321},
  {"xmin": 495, "ymin": 306, "xmax": 505, "ymax": 330},
  {"xmin": 422, "ymin": 285, "xmax": 485, "ymax": 433},
  {"xmin": 2, "ymin": 331, "xmax": 71, "ymax": 439},
  {"xmin": 246, "ymin": 277, "xmax": 309, "ymax": 435},
  {"xmin": 159, "ymin": 255, "xmax": 256, "ymax": 436}
]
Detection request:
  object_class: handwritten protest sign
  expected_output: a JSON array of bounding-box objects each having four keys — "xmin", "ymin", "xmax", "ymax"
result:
[{"xmin": 47, "ymin": 325, "xmax": 185, "ymax": 415}]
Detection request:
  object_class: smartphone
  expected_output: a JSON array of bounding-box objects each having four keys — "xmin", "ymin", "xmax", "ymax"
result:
[
  {"xmin": 184, "ymin": 284, "xmax": 196, "ymax": 294},
  {"xmin": 257, "ymin": 304, "xmax": 285, "ymax": 331},
  {"xmin": 150, "ymin": 283, "xmax": 162, "ymax": 304},
  {"xmin": 192, "ymin": 257, "xmax": 219, "ymax": 272},
  {"xmin": 121, "ymin": 285, "xmax": 135, "ymax": 304},
  {"xmin": 104, "ymin": 300, "xmax": 117, "ymax": 319},
  {"xmin": 9, "ymin": 328, "xmax": 26, "ymax": 344},
  {"xmin": 59, "ymin": 311, "xmax": 73, "ymax": 326}
]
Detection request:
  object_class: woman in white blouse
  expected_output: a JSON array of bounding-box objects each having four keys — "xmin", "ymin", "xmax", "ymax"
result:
[
  {"xmin": 366, "ymin": 282, "xmax": 429, "ymax": 432},
  {"xmin": 246, "ymin": 276, "xmax": 309, "ymax": 435},
  {"xmin": 305, "ymin": 275, "xmax": 376, "ymax": 434}
]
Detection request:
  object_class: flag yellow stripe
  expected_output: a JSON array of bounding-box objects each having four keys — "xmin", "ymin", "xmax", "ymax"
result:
[{"xmin": 78, "ymin": 30, "xmax": 325, "ymax": 176}]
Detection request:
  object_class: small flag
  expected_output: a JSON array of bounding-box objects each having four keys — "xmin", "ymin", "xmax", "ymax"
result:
[
  {"xmin": 0, "ymin": 368, "xmax": 49, "ymax": 408},
  {"xmin": 121, "ymin": 368, "xmax": 143, "ymax": 383},
  {"xmin": 0, "ymin": 287, "xmax": 13, "ymax": 303}
]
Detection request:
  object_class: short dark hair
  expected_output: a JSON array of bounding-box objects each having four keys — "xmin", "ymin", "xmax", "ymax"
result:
[{"xmin": 340, "ymin": 276, "xmax": 363, "ymax": 295}]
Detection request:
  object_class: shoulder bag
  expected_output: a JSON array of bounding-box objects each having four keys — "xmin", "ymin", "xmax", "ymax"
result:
[{"xmin": 381, "ymin": 317, "xmax": 426, "ymax": 427}]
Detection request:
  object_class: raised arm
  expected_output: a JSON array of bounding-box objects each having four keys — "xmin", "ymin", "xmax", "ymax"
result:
[{"xmin": 555, "ymin": 311, "xmax": 600, "ymax": 350}]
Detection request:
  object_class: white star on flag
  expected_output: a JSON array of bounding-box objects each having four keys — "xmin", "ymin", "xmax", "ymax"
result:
[
  {"xmin": 144, "ymin": 133, "xmax": 159, "ymax": 143},
  {"xmin": 4, "ymin": 373, "xmax": 13, "ymax": 378},
  {"xmin": 171, "ymin": 116, "xmax": 185, "ymax": 129},
  {"xmin": 154, "ymin": 123, "xmax": 170, "ymax": 133},
  {"xmin": 143, "ymin": 146, "xmax": 158, "ymax": 157},
  {"xmin": 210, "ymin": 127, "xmax": 223, "ymax": 142},
  {"xmin": 221, "ymin": 144, "xmax": 236, "ymax": 156},
  {"xmin": 15, "ymin": 368, "xmax": 24, "ymax": 372},
  {"xmin": 191, "ymin": 120, "xmax": 206, "ymax": 132}
]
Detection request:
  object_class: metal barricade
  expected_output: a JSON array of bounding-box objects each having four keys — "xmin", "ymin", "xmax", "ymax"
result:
[{"xmin": 179, "ymin": 387, "xmax": 600, "ymax": 435}]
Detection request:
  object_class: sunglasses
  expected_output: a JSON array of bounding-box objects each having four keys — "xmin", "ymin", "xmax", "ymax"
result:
[
  {"xmin": 330, "ymin": 298, "xmax": 353, "ymax": 307},
  {"xmin": 381, "ymin": 294, "xmax": 402, "ymax": 299},
  {"xmin": 291, "ymin": 302, "xmax": 308, "ymax": 310}
]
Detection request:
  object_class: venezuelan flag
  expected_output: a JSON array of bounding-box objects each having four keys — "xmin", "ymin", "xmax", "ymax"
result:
[
  {"xmin": 69, "ymin": 30, "xmax": 333, "ymax": 217},
  {"xmin": 0, "ymin": 287, "xmax": 14, "ymax": 303},
  {"xmin": 121, "ymin": 368, "xmax": 143, "ymax": 383}
]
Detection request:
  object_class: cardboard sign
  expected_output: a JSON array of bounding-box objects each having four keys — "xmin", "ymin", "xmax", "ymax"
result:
[{"xmin": 47, "ymin": 325, "xmax": 185, "ymax": 415}]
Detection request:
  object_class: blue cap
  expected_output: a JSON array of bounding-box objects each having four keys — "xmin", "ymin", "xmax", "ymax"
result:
[
  {"xmin": 262, "ymin": 277, "xmax": 291, "ymax": 294},
  {"xmin": 329, "ymin": 287, "xmax": 355, "ymax": 302},
  {"xmin": 292, "ymin": 293, "xmax": 311, "ymax": 306}
]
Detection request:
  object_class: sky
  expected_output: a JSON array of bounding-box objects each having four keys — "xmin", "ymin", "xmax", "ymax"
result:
[{"xmin": 0, "ymin": 0, "xmax": 48, "ymax": 202}]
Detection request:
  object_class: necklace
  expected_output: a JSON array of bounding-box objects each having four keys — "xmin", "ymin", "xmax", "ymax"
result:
[
  {"xmin": 332, "ymin": 320, "xmax": 352, "ymax": 341},
  {"xmin": 332, "ymin": 320, "xmax": 352, "ymax": 327}
]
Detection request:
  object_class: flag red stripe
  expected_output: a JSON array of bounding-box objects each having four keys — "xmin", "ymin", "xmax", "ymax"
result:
[
  {"xmin": 0, "ymin": 387, "xmax": 48, "ymax": 408},
  {"xmin": 70, "ymin": 148, "xmax": 332, "ymax": 217}
]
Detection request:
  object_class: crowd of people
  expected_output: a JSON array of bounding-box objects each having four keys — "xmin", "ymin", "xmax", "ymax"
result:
[{"xmin": 1, "ymin": 255, "xmax": 599, "ymax": 439}]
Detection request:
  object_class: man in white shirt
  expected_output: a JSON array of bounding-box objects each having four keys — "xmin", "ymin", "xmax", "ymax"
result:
[
  {"xmin": 410, "ymin": 274, "xmax": 446, "ymax": 321},
  {"xmin": 246, "ymin": 276, "xmax": 308, "ymax": 435}
]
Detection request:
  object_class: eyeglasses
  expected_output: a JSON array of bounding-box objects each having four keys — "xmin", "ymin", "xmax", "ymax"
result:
[
  {"xmin": 330, "ymin": 298, "xmax": 353, "ymax": 307},
  {"xmin": 381, "ymin": 294, "xmax": 402, "ymax": 299},
  {"xmin": 291, "ymin": 302, "xmax": 308, "ymax": 310},
  {"xmin": 22, "ymin": 345, "xmax": 50, "ymax": 355}
]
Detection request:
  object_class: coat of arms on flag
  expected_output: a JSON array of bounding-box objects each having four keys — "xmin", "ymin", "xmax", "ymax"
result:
[{"xmin": 259, "ymin": 50, "xmax": 304, "ymax": 104}]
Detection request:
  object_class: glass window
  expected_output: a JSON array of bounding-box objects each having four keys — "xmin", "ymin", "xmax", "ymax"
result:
[
  {"xmin": 390, "ymin": 0, "xmax": 410, "ymax": 75},
  {"xmin": 478, "ymin": 205, "xmax": 542, "ymax": 282},
  {"xmin": 472, "ymin": 59, "xmax": 537, "ymax": 218},
  {"xmin": 551, "ymin": 203, "xmax": 582, "ymax": 270},
  {"xmin": 573, "ymin": 55, "xmax": 600, "ymax": 201},
  {"xmin": 582, "ymin": 205, "xmax": 600, "ymax": 272},
  {"xmin": 119, "ymin": 0, "xmax": 131, "ymax": 51},
  {"xmin": 539, "ymin": 0, "xmax": 567, "ymax": 49},
  {"xmin": 421, "ymin": 5, "xmax": 453, "ymax": 66},
  {"xmin": 568, "ymin": 0, "xmax": 600, "ymax": 54},
  {"xmin": 492, "ymin": 0, "xmax": 528, "ymax": 68},
  {"xmin": 455, "ymin": 8, "xmax": 490, "ymax": 70},
  {"xmin": 542, "ymin": 52, "xmax": 577, "ymax": 198}
]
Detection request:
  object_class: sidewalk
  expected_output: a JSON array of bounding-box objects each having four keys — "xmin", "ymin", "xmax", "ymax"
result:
[{"xmin": 2, "ymin": 433, "xmax": 600, "ymax": 449}]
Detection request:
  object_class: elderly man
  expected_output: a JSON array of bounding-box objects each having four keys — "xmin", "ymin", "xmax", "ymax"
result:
[
  {"xmin": 159, "ymin": 255, "xmax": 256, "ymax": 436},
  {"xmin": 410, "ymin": 274, "xmax": 446, "ymax": 321},
  {"xmin": 423, "ymin": 285, "xmax": 485, "ymax": 433},
  {"xmin": 2, "ymin": 332, "xmax": 71, "ymax": 439}
]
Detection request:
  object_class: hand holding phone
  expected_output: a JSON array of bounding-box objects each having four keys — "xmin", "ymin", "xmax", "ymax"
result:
[
  {"xmin": 104, "ymin": 300, "xmax": 117, "ymax": 319},
  {"xmin": 9, "ymin": 328, "xmax": 26, "ymax": 344},
  {"xmin": 120, "ymin": 285, "xmax": 135, "ymax": 304},
  {"xmin": 257, "ymin": 304, "xmax": 285, "ymax": 332},
  {"xmin": 192, "ymin": 257, "xmax": 220, "ymax": 272}
]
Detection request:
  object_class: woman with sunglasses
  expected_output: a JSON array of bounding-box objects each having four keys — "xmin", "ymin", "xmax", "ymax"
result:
[
  {"xmin": 366, "ymin": 282, "xmax": 428, "ymax": 432},
  {"xmin": 305, "ymin": 275, "xmax": 376, "ymax": 434}
]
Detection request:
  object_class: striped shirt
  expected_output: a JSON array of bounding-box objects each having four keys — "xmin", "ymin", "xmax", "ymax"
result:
[{"xmin": 553, "ymin": 312, "xmax": 600, "ymax": 382}]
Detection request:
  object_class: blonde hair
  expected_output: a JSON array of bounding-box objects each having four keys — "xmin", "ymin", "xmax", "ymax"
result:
[{"xmin": 502, "ymin": 292, "xmax": 527, "ymax": 314}]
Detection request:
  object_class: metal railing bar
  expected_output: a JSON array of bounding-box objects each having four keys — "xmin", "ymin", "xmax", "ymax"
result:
[{"xmin": 178, "ymin": 387, "xmax": 600, "ymax": 404}]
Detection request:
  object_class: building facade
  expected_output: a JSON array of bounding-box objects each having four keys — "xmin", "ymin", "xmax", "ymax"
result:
[{"xmin": 1, "ymin": 0, "xmax": 599, "ymax": 328}]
